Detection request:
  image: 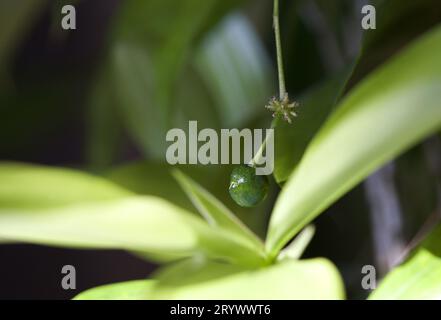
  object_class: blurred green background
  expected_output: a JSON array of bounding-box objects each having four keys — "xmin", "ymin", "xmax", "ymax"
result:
[{"xmin": 0, "ymin": 0, "xmax": 440, "ymax": 299}]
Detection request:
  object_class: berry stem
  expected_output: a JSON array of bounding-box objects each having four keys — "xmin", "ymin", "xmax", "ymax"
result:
[
  {"xmin": 249, "ymin": 118, "xmax": 278, "ymax": 167},
  {"xmin": 274, "ymin": 0, "xmax": 287, "ymax": 100}
]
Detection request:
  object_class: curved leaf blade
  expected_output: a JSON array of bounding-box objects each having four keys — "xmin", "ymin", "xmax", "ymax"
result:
[
  {"xmin": 0, "ymin": 162, "xmax": 132, "ymax": 209},
  {"xmin": 370, "ymin": 224, "xmax": 441, "ymax": 299},
  {"xmin": 74, "ymin": 280, "xmax": 155, "ymax": 300},
  {"xmin": 172, "ymin": 169, "xmax": 264, "ymax": 250},
  {"xmin": 267, "ymin": 24, "xmax": 441, "ymax": 255},
  {"xmin": 75, "ymin": 258, "xmax": 344, "ymax": 300},
  {"xmin": 152, "ymin": 258, "xmax": 345, "ymax": 300},
  {"xmin": 0, "ymin": 196, "xmax": 202, "ymax": 253},
  {"xmin": 0, "ymin": 163, "xmax": 264, "ymax": 266},
  {"xmin": 106, "ymin": 161, "xmax": 271, "ymax": 238}
]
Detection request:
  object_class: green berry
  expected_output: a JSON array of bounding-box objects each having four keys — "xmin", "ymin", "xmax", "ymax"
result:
[{"xmin": 229, "ymin": 165, "xmax": 269, "ymax": 207}]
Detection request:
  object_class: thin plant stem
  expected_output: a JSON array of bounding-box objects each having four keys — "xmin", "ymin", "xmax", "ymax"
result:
[
  {"xmin": 274, "ymin": 0, "xmax": 287, "ymax": 100},
  {"xmin": 250, "ymin": 0, "xmax": 286, "ymax": 167},
  {"xmin": 249, "ymin": 118, "xmax": 278, "ymax": 167}
]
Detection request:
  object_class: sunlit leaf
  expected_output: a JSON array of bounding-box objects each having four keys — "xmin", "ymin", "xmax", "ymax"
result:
[
  {"xmin": 274, "ymin": 0, "xmax": 441, "ymax": 184},
  {"xmin": 267, "ymin": 24, "xmax": 441, "ymax": 255},
  {"xmin": 152, "ymin": 257, "xmax": 345, "ymax": 299},
  {"xmin": 75, "ymin": 257, "xmax": 344, "ymax": 300},
  {"xmin": 74, "ymin": 280, "xmax": 155, "ymax": 300},
  {"xmin": 0, "ymin": 162, "xmax": 131, "ymax": 209},
  {"xmin": 0, "ymin": 163, "xmax": 265, "ymax": 266},
  {"xmin": 106, "ymin": 161, "xmax": 271, "ymax": 239},
  {"xmin": 370, "ymin": 224, "xmax": 441, "ymax": 299},
  {"xmin": 0, "ymin": 195, "xmax": 206, "ymax": 256}
]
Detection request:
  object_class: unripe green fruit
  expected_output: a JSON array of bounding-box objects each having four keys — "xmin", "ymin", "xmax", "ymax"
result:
[{"xmin": 229, "ymin": 165, "xmax": 269, "ymax": 207}]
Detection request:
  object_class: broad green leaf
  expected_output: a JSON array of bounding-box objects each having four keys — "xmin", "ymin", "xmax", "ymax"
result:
[
  {"xmin": 110, "ymin": 163, "xmax": 265, "ymax": 254},
  {"xmin": 152, "ymin": 258, "xmax": 345, "ymax": 299},
  {"xmin": 0, "ymin": 163, "xmax": 265, "ymax": 266},
  {"xmin": 172, "ymin": 170, "xmax": 264, "ymax": 250},
  {"xmin": 370, "ymin": 224, "xmax": 441, "ymax": 299},
  {"xmin": 394, "ymin": 145, "xmax": 440, "ymax": 240},
  {"xmin": 267, "ymin": 24, "xmax": 441, "ymax": 255},
  {"xmin": 0, "ymin": 181, "xmax": 195, "ymax": 261},
  {"xmin": 274, "ymin": 0, "xmax": 441, "ymax": 183},
  {"xmin": 75, "ymin": 258, "xmax": 344, "ymax": 300},
  {"xmin": 106, "ymin": 161, "xmax": 272, "ymax": 239},
  {"xmin": 0, "ymin": 162, "xmax": 131, "ymax": 209},
  {"xmin": 74, "ymin": 280, "xmax": 155, "ymax": 300},
  {"xmin": 0, "ymin": 196, "xmax": 200, "ymax": 252},
  {"xmin": 0, "ymin": 196, "xmax": 264, "ymax": 266},
  {"xmin": 153, "ymin": 256, "xmax": 246, "ymax": 287},
  {"xmin": 371, "ymin": 250, "xmax": 441, "ymax": 299}
]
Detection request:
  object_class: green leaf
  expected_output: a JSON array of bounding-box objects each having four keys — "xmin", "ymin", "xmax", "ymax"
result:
[
  {"xmin": 0, "ymin": 162, "xmax": 132, "ymax": 209},
  {"xmin": 0, "ymin": 195, "xmax": 202, "ymax": 253},
  {"xmin": 75, "ymin": 257, "xmax": 344, "ymax": 300},
  {"xmin": 106, "ymin": 161, "xmax": 271, "ymax": 239},
  {"xmin": 172, "ymin": 169, "xmax": 264, "ymax": 250},
  {"xmin": 277, "ymin": 225, "xmax": 315, "ymax": 261},
  {"xmin": 0, "ymin": 162, "xmax": 265, "ymax": 266},
  {"xmin": 274, "ymin": 0, "xmax": 441, "ymax": 184},
  {"xmin": 267, "ymin": 24, "xmax": 441, "ymax": 255},
  {"xmin": 74, "ymin": 280, "xmax": 155, "ymax": 300},
  {"xmin": 370, "ymin": 224, "xmax": 441, "ymax": 299},
  {"xmin": 152, "ymin": 257, "xmax": 345, "ymax": 299}
]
